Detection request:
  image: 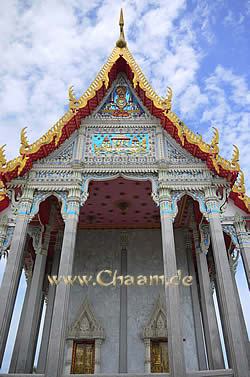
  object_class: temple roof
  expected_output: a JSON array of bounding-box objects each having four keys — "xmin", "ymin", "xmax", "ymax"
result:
[{"xmin": 0, "ymin": 9, "xmax": 249, "ymax": 213}]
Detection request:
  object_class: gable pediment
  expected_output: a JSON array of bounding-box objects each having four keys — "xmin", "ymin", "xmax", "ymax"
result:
[
  {"xmin": 68, "ymin": 298, "xmax": 104, "ymax": 340},
  {"xmin": 143, "ymin": 295, "xmax": 168, "ymax": 339},
  {"xmin": 164, "ymin": 131, "xmax": 201, "ymax": 164},
  {"xmin": 35, "ymin": 133, "xmax": 77, "ymax": 166},
  {"xmin": 93, "ymin": 73, "xmax": 151, "ymax": 120}
]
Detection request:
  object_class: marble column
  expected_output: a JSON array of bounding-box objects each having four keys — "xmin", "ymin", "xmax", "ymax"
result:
[
  {"xmin": 228, "ymin": 251, "xmax": 250, "ymax": 369},
  {"xmin": 234, "ymin": 214, "xmax": 250, "ymax": 289},
  {"xmin": 206, "ymin": 189, "xmax": 249, "ymax": 377},
  {"xmin": 45, "ymin": 191, "xmax": 80, "ymax": 377},
  {"xmin": 8, "ymin": 274, "xmax": 31, "ymax": 372},
  {"xmin": 0, "ymin": 188, "xmax": 33, "ymax": 367},
  {"xmin": 119, "ymin": 232, "xmax": 128, "ymax": 373},
  {"xmin": 159, "ymin": 188, "xmax": 186, "ymax": 377},
  {"xmin": 15, "ymin": 224, "xmax": 51, "ymax": 373},
  {"xmin": 36, "ymin": 232, "xmax": 62, "ymax": 373},
  {"xmin": 185, "ymin": 231, "xmax": 207, "ymax": 370},
  {"xmin": 192, "ymin": 225, "xmax": 224, "ymax": 370}
]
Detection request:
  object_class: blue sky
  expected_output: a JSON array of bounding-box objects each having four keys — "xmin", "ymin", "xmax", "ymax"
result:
[{"xmin": 0, "ymin": 0, "xmax": 249, "ymax": 373}]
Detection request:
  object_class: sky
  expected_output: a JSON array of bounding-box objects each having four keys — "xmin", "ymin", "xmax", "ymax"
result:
[{"xmin": 0, "ymin": 0, "xmax": 249, "ymax": 373}]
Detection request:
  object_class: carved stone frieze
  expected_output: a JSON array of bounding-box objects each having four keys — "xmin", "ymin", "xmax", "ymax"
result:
[
  {"xmin": 143, "ymin": 295, "xmax": 167, "ymax": 339},
  {"xmin": 67, "ymin": 298, "xmax": 105, "ymax": 340}
]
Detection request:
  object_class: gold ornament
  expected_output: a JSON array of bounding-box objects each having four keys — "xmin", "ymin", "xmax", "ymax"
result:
[
  {"xmin": 0, "ymin": 145, "xmax": 7, "ymax": 168},
  {"xmin": 69, "ymin": 86, "xmax": 79, "ymax": 112}
]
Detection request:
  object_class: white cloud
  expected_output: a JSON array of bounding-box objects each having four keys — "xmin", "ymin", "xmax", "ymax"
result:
[{"xmin": 201, "ymin": 65, "xmax": 250, "ymax": 191}]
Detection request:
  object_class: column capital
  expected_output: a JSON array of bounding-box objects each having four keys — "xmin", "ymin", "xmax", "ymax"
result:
[
  {"xmin": 66, "ymin": 188, "xmax": 81, "ymax": 218},
  {"xmin": 204, "ymin": 187, "xmax": 221, "ymax": 217},
  {"xmin": 234, "ymin": 213, "xmax": 247, "ymax": 232},
  {"xmin": 233, "ymin": 216, "xmax": 250, "ymax": 247},
  {"xmin": 159, "ymin": 187, "xmax": 175, "ymax": 221},
  {"xmin": 17, "ymin": 187, "xmax": 34, "ymax": 217}
]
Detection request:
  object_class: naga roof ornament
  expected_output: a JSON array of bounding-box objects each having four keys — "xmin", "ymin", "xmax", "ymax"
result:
[{"xmin": 0, "ymin": 9, "xmax": 249, "ymax": 212}]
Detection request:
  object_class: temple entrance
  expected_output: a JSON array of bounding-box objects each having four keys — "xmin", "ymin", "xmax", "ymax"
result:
[
  {"xmin": 71, "ymin": 340, "xmax": 95, "ymax": 374},
  {"xmin": 150, "ymin": 340, "xmax": 169, "ymax": 373},
  {"xmin": 67, "ymin": 176, "xmax": 167, "ymax": 374}
]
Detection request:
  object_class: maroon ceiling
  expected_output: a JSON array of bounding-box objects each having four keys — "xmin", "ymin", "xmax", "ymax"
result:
[{"xmin": 79, "ymin": 178, "xmax": 160, "ymax": 229}]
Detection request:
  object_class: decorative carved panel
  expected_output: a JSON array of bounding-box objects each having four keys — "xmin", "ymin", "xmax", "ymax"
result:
[{"xmin": 94, "ymin": 74, "xmax": 147, "ymax": 119}]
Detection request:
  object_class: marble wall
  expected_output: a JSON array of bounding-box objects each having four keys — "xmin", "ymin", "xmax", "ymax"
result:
[{"xmin": 65, "ymin": 228, "xmax": 199, "ymax": 373}]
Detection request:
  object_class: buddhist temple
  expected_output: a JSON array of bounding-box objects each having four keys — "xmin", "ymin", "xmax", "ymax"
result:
[{"xmin": 0, "ymin": 9, "xmax": 249, "ymax": 377}]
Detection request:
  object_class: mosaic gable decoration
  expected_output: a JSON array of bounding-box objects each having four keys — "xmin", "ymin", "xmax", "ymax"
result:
[
  {"xmin": 92, "ymin": 133, "xmax": 149, "ymax": 156},
  {"xmin": 98, "ymin": 76, "xmax": 145, "ymax": 118}
]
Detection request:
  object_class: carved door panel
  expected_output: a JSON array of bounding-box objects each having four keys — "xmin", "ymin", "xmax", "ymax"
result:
[
  {"xmin": 150, "ymin": 340, "xmax": 169, "ymax": 373},
  {"xmin": 71, "ymin": 340, "xmax": 95, "ymax": 374}
]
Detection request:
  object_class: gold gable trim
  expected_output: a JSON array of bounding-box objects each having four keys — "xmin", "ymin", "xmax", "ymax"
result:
[{"xmin": 0, "ymin": 17, "xmax": 249, "ymax": 211}]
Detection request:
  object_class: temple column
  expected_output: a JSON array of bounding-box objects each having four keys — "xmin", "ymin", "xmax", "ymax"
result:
[
  {"xmin": 0, "ymin": 187, "xmax": 33, "ymax": 367},
  {"xmin": 45, "ymin": 189, "xmax": 81, "ymax": 377},
  {"xmin": 228, "ymin": 250, "xmax": 250, "ymax": 368},
  {"xmin": 234, "ymin": 214, "xmax": 250, "ymax": 289},
  {"xmin": 15, "ymin": 223, "xmax": 51, "ymax": 372},
  {"xmin": 185, "ymin": 231, "xmax": 207, "ymax": 370},
  {"xmin": 8, "ymin": 273, "xmax": 32, "ymax": 372},
  {"xmin": 205, "ymin": 188, "xmax": 249, "ymax": 377},
  {"xmin": 36, "ymin": 232, "xmax": 63, "ymax": 373},
  {"xmin": 159, "ymin": 188, "xmax": 186, "ymax": 377},
  {"xmin": 192, "ymin": 223, "xmax": 224, "ymax": 370},
  {"xmin": 119, "ymin": 232, "xmax": 128, "ymax": 373}
]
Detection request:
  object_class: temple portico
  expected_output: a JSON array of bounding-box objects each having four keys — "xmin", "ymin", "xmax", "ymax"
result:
[{"xmin": 0, "ymin": 10, "xmax": 249, "ymax": 377}]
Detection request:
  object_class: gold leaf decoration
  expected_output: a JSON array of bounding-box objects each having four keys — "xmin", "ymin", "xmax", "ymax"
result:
[
  {"xmin": 20, "ymin": 127, "xmax": 29, "ymax": 153},
  {"xmin": 69, "ymin": 85, "xmax": 79, "ymax": 112},
  {"xmin": 0, "ymin": 145, "xmax": 7, "ymax": 168},
  {"xmin": 233, "ymin": 170, "xmax": 245, "ymax": 195},
  {"xmin": 210, "ymin": 127, "xmax": 219, "ymax": 154},
  {"xmin": 231, "ymin": 144, "xmax": 240, "ymax": 170},
  {"xmin": 162, "ymin": 87, "xmax": 172, "ymax": 111},
  {"xmin": 0, "ymin": 179, "xmax": 7, "ymax": 201}
]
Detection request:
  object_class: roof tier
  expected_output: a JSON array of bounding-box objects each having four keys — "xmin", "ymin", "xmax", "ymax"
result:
[{"xmin": 0, "ymin": 12, "xmax": 249, "ymax": 214}]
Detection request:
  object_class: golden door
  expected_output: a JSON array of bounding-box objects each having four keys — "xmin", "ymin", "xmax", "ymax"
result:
[
  {"xmin": 150, "ymin": 340, "xmax": 169, "ymax": 373},
  {"xmin": 71, "ymin": 341, "xmax": 95, "ymax": 374}
]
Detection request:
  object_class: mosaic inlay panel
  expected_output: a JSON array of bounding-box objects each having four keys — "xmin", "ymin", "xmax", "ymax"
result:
[
  {"xmin": 97, "ymin": 75, "xmax": 145, "ymax": 118},
  {"xmin": 92, "ymin": 133, "xmax": 149, "ymax": 155}
]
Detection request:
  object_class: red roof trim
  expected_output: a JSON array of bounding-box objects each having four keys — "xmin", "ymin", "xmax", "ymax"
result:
[{"xmin": 1, "ymin": 56, "xmax": 248, "ymax": 214}]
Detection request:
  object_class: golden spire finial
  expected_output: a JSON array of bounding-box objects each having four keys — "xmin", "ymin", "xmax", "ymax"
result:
[{"xmin": 116, "ymin": 8, "xmax": 127, "ymax": 48}]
